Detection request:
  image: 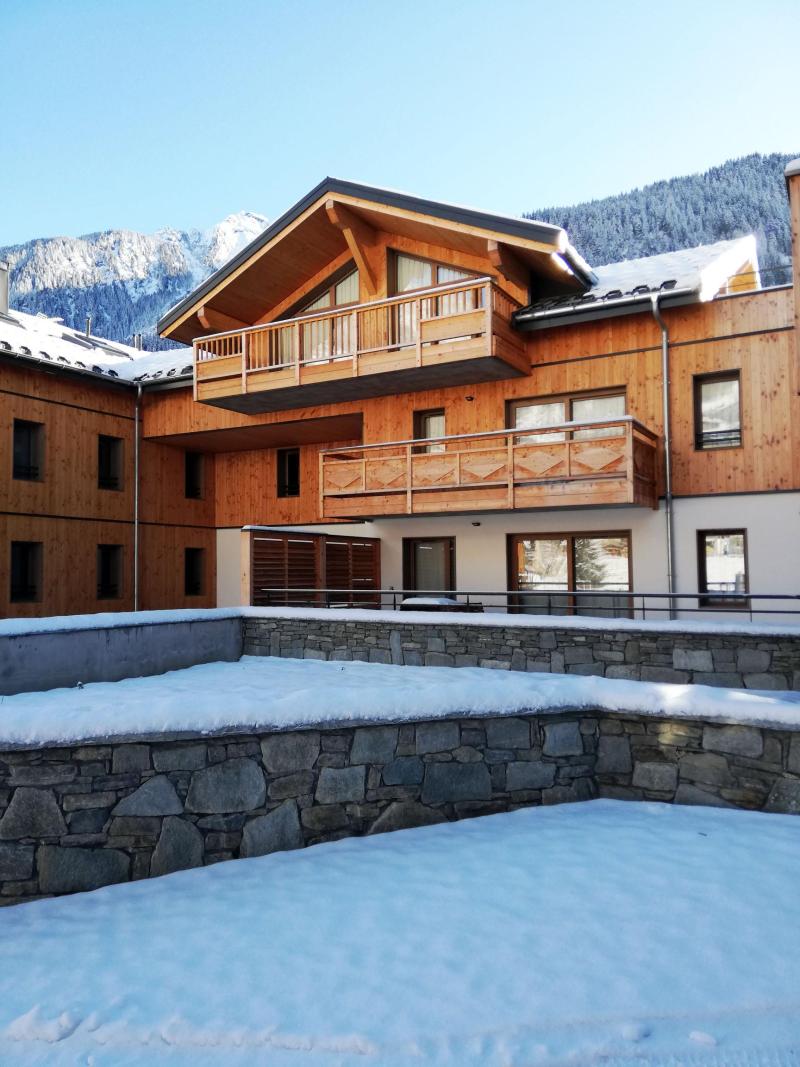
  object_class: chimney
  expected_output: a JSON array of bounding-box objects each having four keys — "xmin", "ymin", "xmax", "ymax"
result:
[
  {"xmin": 787, "ymin": 158, "xmax": 800, "ymax": 394},
  {"xmin": 0, "ymin": 261, "xmax": 8, "ymax": 315}
]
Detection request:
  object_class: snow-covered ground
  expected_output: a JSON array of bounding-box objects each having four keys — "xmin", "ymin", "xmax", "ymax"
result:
[
  {"xmin": 1, "ymin": 800, "xmax": 799, "ymax": 1066},
  {"xmin": 2, "ymin": 655, "xmax": 800, "ymax": 746}
]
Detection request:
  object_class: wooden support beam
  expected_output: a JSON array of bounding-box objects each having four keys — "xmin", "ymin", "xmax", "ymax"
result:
[
  {"xmin": 325, "ymin": 199, "xmax": 378, "ymax": 296},
  {"xmin": 487, "ymin": 240, "xmax": 529, "ymax": 293},
  {"xmin": 197, "ymin": 305, "xmax": 248, "ymax": 333}
]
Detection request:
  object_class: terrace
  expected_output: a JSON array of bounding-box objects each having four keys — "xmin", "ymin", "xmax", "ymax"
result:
[
  {"xmin": 319, "ymin": 415, "xmax": 660, "ymax": 518},
  {"xmin": 192, "ymin": 277, "xmax": 528, "ymax": 413}
]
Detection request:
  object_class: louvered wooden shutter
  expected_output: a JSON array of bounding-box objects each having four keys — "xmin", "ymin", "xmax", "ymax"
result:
[
  {"xmin": 323, "ymin": 537, "xmax": 380, "ymax": 606},
  {"xmin": 251, "ymin": 533, "xmax": 320, "ymax": 605}
]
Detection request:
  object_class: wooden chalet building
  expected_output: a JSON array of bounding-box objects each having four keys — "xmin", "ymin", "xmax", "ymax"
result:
[{"xmin": 2, "ymin": 161, "xmax": 800, "ymax": 621}]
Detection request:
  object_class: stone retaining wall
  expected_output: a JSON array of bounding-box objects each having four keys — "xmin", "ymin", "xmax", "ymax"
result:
[
  {"xmin": 244, "ymin": 617, "xmax": 800, "ymax": 690},
  {"xmin": 1, "ymin": 712, "xmax": 798, "ymax": 906}
]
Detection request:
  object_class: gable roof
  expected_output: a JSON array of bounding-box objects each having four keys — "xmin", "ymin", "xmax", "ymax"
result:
[
  {"xmin": 513, "ymin": 236, "xmax": 759, "ymax": 329},
  {"xmin": 157, "ymin": 177, "xmax": 597, "ymax": 344}
]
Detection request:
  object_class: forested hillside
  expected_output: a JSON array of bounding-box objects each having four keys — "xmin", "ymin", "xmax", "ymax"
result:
[{"xmin": 526, "ymin": 153, "xmax": 796, "ymax": 286}]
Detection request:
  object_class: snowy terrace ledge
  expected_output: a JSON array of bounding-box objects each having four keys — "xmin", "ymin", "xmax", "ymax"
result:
[
  {"xmin": 3, "ymin": 605, "xmax": 800, "ymax": 696},
  {"xmin": 0, "ymin": 657, "xmax": 800, "ymax": 906},
  {"xmin": 2, "ymin": 619, "xmax": 800, "ymax": 903}
]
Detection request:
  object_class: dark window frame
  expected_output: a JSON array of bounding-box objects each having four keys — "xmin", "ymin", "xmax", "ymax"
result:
[
  {"xmin": 96, "ymin": 543, "xmax": 123, "ymax": 600},
  {"xmin": 389, "ymin": 250, "xmax": 478, "ymax": 297},
  {"xmin": 506, "ymin": 388, "xmax": 627, "ymax": 434},
  {"xmin": 284, "ymin": 263, "xmax": 360, "ymax": 320},
  {"xmin": 12, "ymin": 419, "xmax": 44, "ymax": 481},
  {"xmin": 184, "ymin": 451, "xmax": 204, "ymax": 500},
  {"xmin": 98, "ymin": 434, "xmax": 123, "ymax": 491},
  {"xmin": 507, "ymin": 530, "xmax": 633, "ymax": 617},
  {"xmin": 412, "ymin": 408, "xmax": 446, "ymax": 453},
  {"xmin": 276, "ymin": 447, "xmax": 300, "ymax": 498},
  {"xmin": 402, "ymin": 536, "xmax": 456, "ymax": 593},
  {"xmin": 696, "ymin": 528, "xmax": 749, "ymax": 607},
  {"xmin": 693, "ymin": 371, "xmax": 742, "ymax": 451},
  {"xmin": 184, "ymin": 547, "xmax": 205, "ymax": 597},
  {"xmin": 10, "ymin": 540, "xmax": 42, "ymax": 603}
]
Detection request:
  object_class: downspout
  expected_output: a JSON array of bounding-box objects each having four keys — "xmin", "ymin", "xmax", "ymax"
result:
[
  {"xmin": 134, "ymin": 384, "xmax": 142, "ymax": 611},
  {"xmin": 650, "ymin": 294, "xmax": 676, "ymax": 619}
]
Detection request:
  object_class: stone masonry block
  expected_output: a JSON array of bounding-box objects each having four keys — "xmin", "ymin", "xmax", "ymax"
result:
[
  {"xmin": 702, "ymin": 725, "xmax": 763, "ymax": 759},
  {"xmin": 315, "ymin": 766, "xmax": 366, "ymax": 804},
  {"xmin": 422, "ymin": 762, "xmax": 491, "ymax": 806},
  {"xmin": 542, "ymin": 721, "xmax": 583, "ymax": 757}
]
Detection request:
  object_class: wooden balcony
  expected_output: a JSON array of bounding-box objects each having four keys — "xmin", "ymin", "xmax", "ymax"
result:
[
  {"xmin": 320, "ymin": 417, "xmax": 659, "ymax": 518},
  {"xmin": 193, "ymin": 278, "xmax": 528, "ymax": 413}
]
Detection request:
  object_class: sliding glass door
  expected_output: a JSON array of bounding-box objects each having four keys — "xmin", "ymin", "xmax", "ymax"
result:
[{"xmin": 509, "ymin": 533, "xmax": 632, "ymax": 617}]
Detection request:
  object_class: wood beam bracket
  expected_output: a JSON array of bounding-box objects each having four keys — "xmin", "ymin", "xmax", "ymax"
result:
[
  {"xmin": 487, "ymin": 239, "xmax": 529, "ymax": 293},
  {"xmin": 197, "ymin": 305, "xmax": 248, "ymax": 333},
  {"xmin": 325, "ymin": 199, "xmax": 378, "ymax": 295}
]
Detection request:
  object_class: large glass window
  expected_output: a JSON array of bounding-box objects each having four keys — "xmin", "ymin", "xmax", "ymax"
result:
[
  {"xmin": 393, "ymin": 254, "xmax": 477, "ymax": 345},
  {"xmin": 299, "ymin": 268, "xmax": 359, "ymax": 362},
  {"xmin": 13, "ymin": 420, "xmax": 44, "ymax": 481},
  {"xmin": 694, "ymin": 372, "xmax": 741, "ymax": 450},
  {"xmin": 509, "ymin": 532, "xmax": 631, "ymax": 617},
  {"xmin": 509, "ymin": 392, "xmax": 626, "ymax": 443},
  {"xmin": 697, "ymin": 530, "xmax": 748, "ymax": 605}
]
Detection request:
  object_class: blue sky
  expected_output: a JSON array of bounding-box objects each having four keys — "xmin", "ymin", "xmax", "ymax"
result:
[{"xmin": 3, "ymin": 0, "xmax": 798, "ymax": 245}]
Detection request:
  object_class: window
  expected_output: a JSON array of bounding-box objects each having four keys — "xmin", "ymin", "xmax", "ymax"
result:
[
  {"xmin": 508, "ymin": 391, "xmax": 626, "ymax": 443},
  {"xmin": 393, "ymin": 254, "xmax": 479, "ymax": 346},
  {"xmin": 298, "ymin": 268, "xmax": 359, "ymax": 363},
  {"xmin": 98, "ymin": 435, "xmax": 123, "ymax": 490},
  {"xmin": 96, "ymin": 544, "xmax": 122, "ymax": 600},
  {"xmin": 184, "ymin": 548, "xmax": 205, "ymax": 597},
  {"xmin": 402, "ymin": 537, "xmax": 455, "ymax": 593},
  {"xmin": 508, "ymin": 532, "xmax": 632, "ymax": 617},
  {"xmin": 184, "ymin": 452, "xmax": 204, "ymax": 500},
  {"xmin": 697, "ymin": 530, "xmax": 748, "ymax": 606},
  {"xmin": 413, "ymin": 409, "xmax": 446, "ymax": 454},
  {"xmin": 13, "ymin": 420, "xmax": 44, "ymax": 481},
  {"xmin": 10, "ymin": 541, "xmax": 42, "ymax": 603},
  {"xmin": 277, "ymin": 447, "xmax": 300, "ymax": 498},
  {"xmin": 694, "ymin": 372, "xmax": 741, "ymax": 450}
]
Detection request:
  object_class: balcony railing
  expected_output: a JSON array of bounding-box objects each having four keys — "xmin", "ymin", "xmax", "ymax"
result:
[
  {"xmin": 192, "ymin": 278, "xmax": 527, "ymax": 410},
  {"xmin": 320, "ymin": 416, "xmax": 659, "ymax": 518}
]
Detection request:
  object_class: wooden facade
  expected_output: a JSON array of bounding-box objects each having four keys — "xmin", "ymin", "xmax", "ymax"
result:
[{"xmin": 2, "ymin": 176, "xmax": 799, "ymax": 616}]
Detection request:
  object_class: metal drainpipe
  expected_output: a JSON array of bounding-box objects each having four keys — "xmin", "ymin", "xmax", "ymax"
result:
[
  {"xmin": 134, "ymin": 384, "xmax": 142, "ymax": 611},
  {"xmin": 650, "ymin": 294, "xmax": 676, "ymax": 619}
]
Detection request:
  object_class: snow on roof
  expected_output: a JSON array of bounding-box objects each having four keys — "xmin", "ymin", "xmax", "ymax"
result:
[
  {"xmin": 517, "ymin": 235, "xmax": 759, "ymax": 321},
  {"xmin": 591, "ymin": 236, "xmax": 759, "ymax": 301},
  {"xmin": 0, "ymin": 306, "xmax": 192, "ymax": 385}
]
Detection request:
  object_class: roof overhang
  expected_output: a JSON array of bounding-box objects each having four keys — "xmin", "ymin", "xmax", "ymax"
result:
[{"xmin": 158, "ymin": 178, "xmax": 596, "ymax": 345}]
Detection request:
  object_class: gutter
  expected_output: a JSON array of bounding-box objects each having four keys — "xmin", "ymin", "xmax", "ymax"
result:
[
  {"xmin": 650, "ymin": 293, "xmax": 677, "ymax": 619},
  {"xmin": 512, "ymin": 286, "xmax": 697, "ymax": 330}
]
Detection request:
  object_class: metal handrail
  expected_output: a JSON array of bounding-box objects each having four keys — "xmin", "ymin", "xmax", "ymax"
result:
[{"xmin": 250, "ymin": 587, "xmax": 800, "ymax": 623}]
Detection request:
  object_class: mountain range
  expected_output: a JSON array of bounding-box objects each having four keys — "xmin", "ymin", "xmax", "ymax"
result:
[
  {"xmin": 1, "ymin": 213, "xmax": 267, "ymax": 350},
  {"xmin": 2, "ymin": 152, "xmax": 796, "ymax": 351}
]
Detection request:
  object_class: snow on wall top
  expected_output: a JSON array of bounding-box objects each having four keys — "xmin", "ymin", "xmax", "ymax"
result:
[
  {"xmin": 1, "ymin": 654, "xmax": 799, "ymax": 747},
  {"xmin": 2, "ymin": 604, "xmax": 800, "ymax": 641}
]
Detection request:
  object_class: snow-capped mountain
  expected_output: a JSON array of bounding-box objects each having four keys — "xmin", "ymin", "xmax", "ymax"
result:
[{"xmin": 1, "ymin": 212, "xmax": 267, "ymax": 350}]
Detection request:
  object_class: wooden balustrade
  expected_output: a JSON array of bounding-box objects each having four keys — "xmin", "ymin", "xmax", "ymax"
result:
[
  {"xmin": 320, "ymin": 418, "xmax": 660, "ymax": 518},
  {"xmin": 192, "ymin": 278, "xmax": 529, "ymax": 412}
]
